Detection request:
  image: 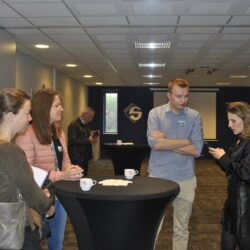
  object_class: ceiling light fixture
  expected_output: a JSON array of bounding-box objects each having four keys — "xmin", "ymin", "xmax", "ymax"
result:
[
  {"xmin": 35, "ymin": 44, "xmax": 49, "ymax": 49},
  {"xmin": 95, "ymin": 82, "xmax": 103, "ymax": 85},
  {"xmin": 229, "ymin": 75, "xmax": 248, "ymax": 78},
  {"xmin": 66, "ymin": 64, "xmax": 77, "ymax": 67},
  {"xmin": 83, "ymin": 75, "xmax": 93, "ymax": 78},
  {"xmin": 134, "ymin": 42, "xmax": 171, "ymax": 49},
  {"xmin": 143, "ymin": 82, "xmax": 160, "ymax": 86},
  {"xmin": 142, "ymin": 74, "xmax": 162, "ymax": 78},
  {"xmin": 216, "ymin": 82, "xmax": 232, "ymax": 86},
  {"xmin": 139, "ymin": 63, "xmax": 166, "ymax": 68}
]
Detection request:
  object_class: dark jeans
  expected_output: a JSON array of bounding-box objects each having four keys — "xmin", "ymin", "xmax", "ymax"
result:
[
  {"xmin": 221, "ymin": 228, "xmax": 250, "ymax": 250},
  {"xmin": 22, "ymin": 226, "xmax": 41, "ymax": 250}
]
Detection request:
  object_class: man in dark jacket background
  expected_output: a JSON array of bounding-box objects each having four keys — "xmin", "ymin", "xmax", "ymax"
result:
[{"xmin": 67, "ymin": 107, "xmax": 97, "ymax": 175}]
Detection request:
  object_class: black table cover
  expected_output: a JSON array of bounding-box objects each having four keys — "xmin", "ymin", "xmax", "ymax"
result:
[
  {"xmin": 102, "ymin": 143, "xmax": 150, "ymax": 175},
  {"xmin": 55, "ymin": 176, "xmax": 179, "ymax": 250}
]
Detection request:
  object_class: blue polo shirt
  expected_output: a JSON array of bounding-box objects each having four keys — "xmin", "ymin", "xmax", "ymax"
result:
[{"xmin": 147, "ymin": 103, "xmax": 204, "ymax": 182}]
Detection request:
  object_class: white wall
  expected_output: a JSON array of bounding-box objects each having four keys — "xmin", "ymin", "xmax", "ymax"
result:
[
  {"xmin": 153, "ymin": 91, "xmax": 217, "ymax": 139},
  {"xmin": 0, "ymin": 30, "xmax": 16, "ymax": 87},
  {"xmin": 56, "ymin": 70, "xmax": 88, "ymax": 134},
  {"xmin": 15, "ymin": 51, "xmax": 88, "ymax": 136},
  {"xmin": 16, "ymin": 51, "xmax": 53, "ymax": 93}
]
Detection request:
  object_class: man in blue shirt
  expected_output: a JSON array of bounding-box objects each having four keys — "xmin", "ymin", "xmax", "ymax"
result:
[{"xmin": 147, "ymin": 78, "xmax": 204, "ymax": 250}]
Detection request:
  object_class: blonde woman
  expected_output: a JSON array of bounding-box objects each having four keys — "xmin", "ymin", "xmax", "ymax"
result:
[{"xmin": 209, "ymin": 102, "xmax": 250, "ymax": 250}]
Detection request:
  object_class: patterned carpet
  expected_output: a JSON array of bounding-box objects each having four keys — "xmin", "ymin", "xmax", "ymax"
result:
[{"xmin": 42, "ymin": 158, "xmax": 228, "ymax": 250}]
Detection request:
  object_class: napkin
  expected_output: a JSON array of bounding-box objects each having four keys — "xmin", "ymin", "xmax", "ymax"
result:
[{"xmin": 98, "ymin": 179, "xmax": 133, "ymax": 186}]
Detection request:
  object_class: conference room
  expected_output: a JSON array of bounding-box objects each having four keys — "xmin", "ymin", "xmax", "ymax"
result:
[{"xmin": 0, "ymin": 0, "xmax": 250, "ymax": 249}]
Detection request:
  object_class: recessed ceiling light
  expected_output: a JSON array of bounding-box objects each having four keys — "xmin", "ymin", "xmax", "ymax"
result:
[
  {"xmin": 142, "ymin": 74, "xmax": 162, "ymax": 78},
  {"xmin": 66, "ymin": 64, "xmax": 77, "ymax": 67},
  {"xmin": 139, "ymin": 63, "xmax": 166, "ymax": 68},
  {"xmin": 35, "ymin": 44, "xmax": 49, "ymax": 49},
  {"xmin": 216, "ymin": 82, "xmax": 232, "ymax": 86},
  {"xmin": 83, "ymin": 75, "xmax": 93, "ymax": 78},
  {"xmin": 143, "ymin": 82, "xmax": 160, "ymax": 86},
  {"xmin": 229, "ymin": 75, "xmax": 248, "ymax": 78},
  {"xmin": 134, "ymin": 42, "xmax": 171, "ymax": 49},
  {"xmin": 95, "ymin": 82, "xmax": 103, "ymax": 85}
]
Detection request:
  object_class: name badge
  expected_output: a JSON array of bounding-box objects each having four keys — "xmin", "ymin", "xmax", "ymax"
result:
[{"xmin": 177, "ymin": 120, "xmax": 186, "ymax": 126}]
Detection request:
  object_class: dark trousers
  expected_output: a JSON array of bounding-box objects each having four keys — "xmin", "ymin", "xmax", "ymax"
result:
[
  {"xmin": 22, "ymin": 226, "xmax": 41, "ymax": 250},
  {"xmin": 221, "ymin": 228, "xmax": 250, "ymax": 250}
]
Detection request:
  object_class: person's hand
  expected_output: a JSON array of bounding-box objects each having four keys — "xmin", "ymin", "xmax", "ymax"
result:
[
  {"xmin": 208, "ymin": 147, "xmax": 225, "ymax": 159},
  {"xmin": 61, "ymin": 165, "xmax": 84, "ymax": 181},
  {"xmin": 151, "ymin": 130, "xmax": 165, "ymax": 140},
  {"xmin": 88, "ymin": 135, "xmax": 95, "ymax": 143},
  {"xmin": 46, "ymin": 205, "xmax": 55, "ymax": 218},
  {"xmin": 43, "ymin": 188, "xmax": 51, "ymax": 198}
]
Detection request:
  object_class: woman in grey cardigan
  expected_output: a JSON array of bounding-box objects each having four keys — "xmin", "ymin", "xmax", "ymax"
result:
[{"xmin": 0, "ymin": 88, "xmax": 54, "ymax": 249}]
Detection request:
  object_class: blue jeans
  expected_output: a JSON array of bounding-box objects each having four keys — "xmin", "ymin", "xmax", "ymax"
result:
[{"xmin": 47, "ymin": 199, "xmax": 67, "ymax": 250}]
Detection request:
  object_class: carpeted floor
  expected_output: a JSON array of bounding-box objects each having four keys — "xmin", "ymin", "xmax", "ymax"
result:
[{"xmin": 42, "ymin": 158, "xmax": 228, "ymax": 250}]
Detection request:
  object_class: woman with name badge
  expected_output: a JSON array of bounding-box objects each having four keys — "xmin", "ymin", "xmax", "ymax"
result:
[{"xmin": 15, "ymin": 89, "xmax": 83, "ymax": 250}]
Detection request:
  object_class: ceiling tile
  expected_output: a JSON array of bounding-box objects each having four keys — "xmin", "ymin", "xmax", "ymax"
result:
[
  {"xmin": 8, "ymin": 3, "xmax": 72, "ymax": 17},
  {"xmin": 177, "ymin": 42, "xmax": 205, "ymax": 49},
  {"xmin": 220, "ymin": 34, "xmax": 250, "ymax": 41},
  {"xmin": 0, "ymin": 17, "xmax": 32, "ymax": 28},
  {"xmin": 101, "ymin": 42, "xmax": 128, "ymax": 49},
  {"xmin": 75, "ymin": 3, "xmax": 117, "ymax": 16},
  {"xmin": 105, "ymin": 49, "xmax": 130, "ymax": 54},
  {"xmin": 179, "ymin": 16, "xmax": 231, "ymax": 25},
  {"xmin": 28, "ymin": 17, "xmax": 79, "ymax": 26},
  {"xmin": 41, "ymin": 28, "xmax": 86, "ymax": 35},
  {"xmin": 214, "ymin": 42, "xmax": 243, "ymax": 49},
  {"xmin": 229, "ymin": 16, "xmax": 250, "ymax": 25},
  {"xmin": 221, "ymin": 27, "xmax": 250, "ymax": 34},
  {"xmin": 78, "ymin": 17, "xmax": 127, "ymax": 26},
  {"xmin": 133, "ymin": 2, "xmax": 173, "ymax": 15},
  {"xmin": 7, "ymin": 28, "xmax": 42, "ymax": 35},
  {"xmin": 0, "ymin": 3, "xmax": 20, "ymax": 17},
  {"xmin": 190, "ymin": 2, "xmax": 232, "ymax": 15},
  {"xmin": 176, "ymin": 27, "xmax": 222, "ymax": 34},
  {"xmin": 48, "ymin": 34, "xmax": 90, "ymax": 43},
  {"xmin": 128, "ymin": 16, "xmax": 178, "ymax": 25},
  {"xmin": 179, "ymin": 34, "xmax": 210, "ymax": 41},
  {"xmin": 86, "ymin": 27, "xmax": 130, "ymax": 34},
  {"xmin": 95, "ymin": 34, "xmax": 126, "ymax": 42},
  {"xmin": 130, "ymin": 27, "xmax": 175, "ymax": 33},
  {"xmin": 5, "ymin": 0, "xmax": 62, "ymax": 2}
]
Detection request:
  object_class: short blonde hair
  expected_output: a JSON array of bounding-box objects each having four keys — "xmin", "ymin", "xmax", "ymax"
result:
[{"xmin": 168, "ymin": 78, "xmax": 189, "ymax": 92}]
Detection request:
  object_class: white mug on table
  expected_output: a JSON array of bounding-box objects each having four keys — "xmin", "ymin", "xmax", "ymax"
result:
[
  {"xmin": 124, "ymin": 169, "xmax": 139, "ymax": 180},
  {"xmin": 80, "ymin": 178, "xmax": 97, "ymax": 191}
]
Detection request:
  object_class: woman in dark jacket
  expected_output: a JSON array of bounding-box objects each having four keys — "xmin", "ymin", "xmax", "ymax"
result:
[{"xmin": 209, "ymin": 101, "xmax": 250, "ymax": 250}]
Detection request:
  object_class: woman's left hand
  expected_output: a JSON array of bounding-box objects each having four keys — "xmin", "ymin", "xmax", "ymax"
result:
[
  {"xmin": 208, "ymin": 147, "xmax": 225, "ymax": 159},
  {"xmin": 62, "ymin": 165, "xmax": 83, "ymax": 181}
]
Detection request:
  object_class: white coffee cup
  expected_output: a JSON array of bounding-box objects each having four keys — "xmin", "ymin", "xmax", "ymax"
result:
[
  {"xmin": 80, "ymin": 178, "xmax": 97, "ymax": 191},
  {"xmin": 124, "ymin": 169, "xmax": 139, "ymax": 180},
  {"xmin": 117, "ymin": 139, "xmax": 122, "ymax": 145}
]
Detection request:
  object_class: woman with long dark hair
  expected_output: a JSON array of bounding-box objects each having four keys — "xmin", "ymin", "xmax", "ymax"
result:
[{"xmin": 16, "ymin": 89, "xmax": 83, "ymax": 250}]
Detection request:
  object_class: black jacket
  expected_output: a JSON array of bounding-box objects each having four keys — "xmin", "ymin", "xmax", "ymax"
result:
[
  {"xmin": 67, "ymin": 118, "xmax": 92, "ymax": 167},
  {"xmin": 218, "ymin": 137, "xmax": 250, "ymax": 236}
]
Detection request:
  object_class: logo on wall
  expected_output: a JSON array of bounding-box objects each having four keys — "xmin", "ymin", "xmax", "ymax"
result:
[{"xmin": 124, "ymin": 103, "xmax": 142, "ymax": 123}]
